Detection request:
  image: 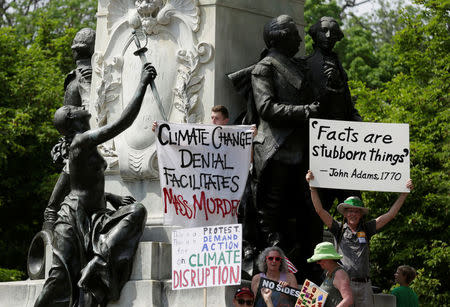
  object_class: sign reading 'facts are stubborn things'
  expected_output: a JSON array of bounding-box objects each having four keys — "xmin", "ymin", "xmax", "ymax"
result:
[
  {"xmin": 309, "ymin": 118, "xmax": 410, "ymax": 193},
  {"xmin": 156, "ymin": 122, "xmax": 253, "ymax": 227}
]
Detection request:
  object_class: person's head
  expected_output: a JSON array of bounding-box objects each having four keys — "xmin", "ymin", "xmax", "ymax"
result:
[
  {"xmin": 337, "ymin": 196, "xmax": 369, "ymax": 227},
  {"xmin": 71, "ymin": 28, "xmax": 96, "ymax": 61},
  {"xmin": 263, "ymin": 15, "xmax": 301, "ymax": 57},
  {"xmin": 308, "ymin": 16, "xmax": 344, "ymax": 52},
  {"xmin": 211, "ymin": 105, "xmax": 229, "ymax": 125},
  {"xmin": 307, "ymin": 242, "xmax": 342, "ymax": 272},
  {"xmin": 257, "ymin": 246, "xmax": 289, "ymax": 273},
  {"xmin": 53, "ymin": 105, "xmax": 91, "ymax": 136},
  {"xmin": 395, "ymin": 265, "xmax": 417, "ymax": 286},
  {"xmin": 233, "ymin": 287, "xmax": 254, "ymax": 307}
]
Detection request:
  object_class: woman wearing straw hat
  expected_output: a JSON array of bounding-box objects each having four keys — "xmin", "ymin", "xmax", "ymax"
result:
[
  {"xmin": 308, "ymin": 242, "xmax": 353, "ymax": 307},
  {"xmin": 306, "ymin": 170, "xmax": 413, "ymax": 307}
]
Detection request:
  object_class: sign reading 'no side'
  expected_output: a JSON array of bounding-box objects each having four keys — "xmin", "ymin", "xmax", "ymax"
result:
[{"xmin": 309, "ymin": 118, "xmax": 410, "ymax": 192}]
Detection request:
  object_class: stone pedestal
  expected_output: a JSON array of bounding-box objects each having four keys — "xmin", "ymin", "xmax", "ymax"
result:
[
  {"xmin": 373, "ymin": 293, "xmax": 396, "ymax": 307},
  {"xmin": 0, "ymin": 238, "xmax": 251, "ymax": 307}
]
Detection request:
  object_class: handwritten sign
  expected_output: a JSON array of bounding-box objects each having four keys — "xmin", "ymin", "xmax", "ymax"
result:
[
  {"xmin": 171, "ymin": 224, "xmax": 242, "ymax": 290},
  {"xmin": 295, "ymin": 279, "xmax": 328, "ymax": 307},
  {"xmin": 309, "ymin": 118, "xmax": 410, "ymax": 192},
  {"xmin": 156, "ymin": 122, "xmax": 253, "ymax": 226},
  {"xmin": 254, "ymin": 277, "xmax": 300, "ymax": 307}
]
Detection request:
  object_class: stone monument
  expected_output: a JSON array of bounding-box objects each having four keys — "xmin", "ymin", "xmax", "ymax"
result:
[{"xmin": 0, "ymin": 1, "xmax": 308, "ymax": 306}]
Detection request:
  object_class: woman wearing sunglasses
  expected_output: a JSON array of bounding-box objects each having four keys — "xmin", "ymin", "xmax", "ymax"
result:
[{"xmin": 251, "ymin": 246, "xmax": 298, "ymax": 300}]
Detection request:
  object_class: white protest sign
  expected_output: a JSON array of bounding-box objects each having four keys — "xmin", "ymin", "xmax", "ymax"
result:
[
  {"xmin": 156, "ymin": 122, "xmax": 253, "ymax": 227},
  {"xmin": 171, "ymin": 224, "xmax": 242, "ymax": 290},
  {"xmin": 309, "ymin": 118, "xmax": 410, "ymax": 192}
]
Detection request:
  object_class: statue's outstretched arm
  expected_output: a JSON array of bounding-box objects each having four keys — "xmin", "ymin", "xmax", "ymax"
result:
[{"xmin": 87, "ymin": 63, "xmax": 156, "ymax": 146}]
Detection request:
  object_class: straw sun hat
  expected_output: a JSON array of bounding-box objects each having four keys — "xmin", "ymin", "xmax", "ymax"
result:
[
  {"xmin": 337, "ymin": 196, "xmax": 369, "ymax": 215},
  {"xmin": 307, "ymin": 242, "xmax": 343, "ymax": 263}
]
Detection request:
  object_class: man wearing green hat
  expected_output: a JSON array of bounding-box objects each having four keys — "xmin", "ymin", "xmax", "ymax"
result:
[
  {"xmin": 308, "ymin": 242, "xmax": 353, "ymax": 307},
  {"xmin": 306, "ymin": 170, "xmax": 414, "ymax": 307}
]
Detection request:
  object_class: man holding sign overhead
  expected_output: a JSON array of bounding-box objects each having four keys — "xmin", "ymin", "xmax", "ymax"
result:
[{"xmin": 306, "ymin": 170, "xmax": 413, "ymax": 307}]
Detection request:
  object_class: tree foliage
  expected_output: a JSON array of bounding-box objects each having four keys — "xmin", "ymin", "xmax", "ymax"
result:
[
  {"xmin": 0, "ymin": 0, "xmax": 95, "ymax": 278},
  {"xmin": 350, "ymin": 0, "xmax": 449, "ymax": 305},
  {"xmin": 305, "ymin": 1, "xmax": 449, "ymax": 305}
]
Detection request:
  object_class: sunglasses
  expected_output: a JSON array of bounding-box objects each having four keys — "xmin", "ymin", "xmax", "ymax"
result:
[
  {"xmin": 237, "ymin": 299, "xmax": 254, "ymax": 305},
  {"xmin": 266, "ymin": 256, "xmax": 281, "ymax": 262}
]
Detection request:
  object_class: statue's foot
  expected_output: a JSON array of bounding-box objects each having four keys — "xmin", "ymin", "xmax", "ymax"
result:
[
  {"xmin": 78, "ymin": 255, "xmax": 107, "ymax": 292},
  {"xmin": 78, "ymin": 255, "xmax": 108, "ymax": 304}
]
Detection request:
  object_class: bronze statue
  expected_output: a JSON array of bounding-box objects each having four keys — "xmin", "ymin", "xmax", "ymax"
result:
[
  {"xmin": 228, "ymin": 15, "xmax": 366, "ymax": 283},
  {"xmin": 63, "ymin": 27, "xmax": 96, "ymax": 108},
  {"xmin": 43, "ymin": 28, "xmax": 96, "ymax": 230},
  {"xmin": 249, "ymin": 15, "xmax": 321, "ymax": 279},
  {"xmin": 34, "ymin": 63, "xmax": 156, "ymax": 307},
  {"xmin": 305, "ymin": 16, "xmax": 363, "ymax": 259},
  {"xmin": 306, "ymin": 17, "xmax": 361, "ymax": 121}
]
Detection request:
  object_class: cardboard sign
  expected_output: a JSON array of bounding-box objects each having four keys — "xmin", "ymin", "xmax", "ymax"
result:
[
  {"xmin": 156, "ymin": 122, "xmax": 253, "ymax": 227},
  {"xmin": 295, "ymin": 279, "xmax": 328, "ymax": 307},
  {"xmin": 171, "ymin": 224, "xmax": 242, "ymax": 290},
  {"xmin": 309, "ymin": 118, "xmax": 410, "ymax": 192},
  {"xmin": 254, "ymin": 277, "xmax": 300, "ymax": 307}
]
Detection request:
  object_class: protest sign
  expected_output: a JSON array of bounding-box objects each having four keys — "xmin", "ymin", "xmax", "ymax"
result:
[
  {"xmin": 171, "ymin": 224, "xmax": 242, "ymax": 290},
  {"xmin": 156, "ymin": 122, "xmax": 253, "ymax": 226},
  {"xmin": 309, "ymin": 118, "xmax": 410, "ymax": 192},
  {"xmin": 254, "ymin": 277, "xmax": 300, "ymax": 307},
  {"xmin": 295, "ymin": 279, "xmax": 328, "ymax": 307}
]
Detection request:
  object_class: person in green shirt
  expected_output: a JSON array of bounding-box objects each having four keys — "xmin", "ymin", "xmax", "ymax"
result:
[{"xmin": 391, "ymin": 265, "xmax": 419, "ymax": 307}]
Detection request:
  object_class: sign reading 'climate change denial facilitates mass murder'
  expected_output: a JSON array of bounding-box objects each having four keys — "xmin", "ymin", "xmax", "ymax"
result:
[
  {"xmin": 156, "ymin": 122, "xmax": 253, "ymax": 227},
  {"xmin": 171, "ymin": 224, "xmax": 242, "ymax": 290},
  {"xmin": 309, "ymin": 118, "xmax": 410, "ymax": 193}
]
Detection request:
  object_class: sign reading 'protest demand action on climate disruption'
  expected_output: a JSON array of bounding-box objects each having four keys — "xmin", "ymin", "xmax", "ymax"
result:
[
  {"xmin": 156, "ymin": 122, "xmax": 253, "ymax": 227},
  {"xmin": 309, "ymin": 118, "xmax": 410, "ymax": 192},
  {"xmin": 172, "ymin": 224, "xmax": 242, "ymax": 290}
]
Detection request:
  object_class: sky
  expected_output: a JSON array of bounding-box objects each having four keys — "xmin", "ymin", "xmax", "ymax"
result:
[{"xmin": 345, "ymin": 0, "xmax": 413, "ymax": 16}]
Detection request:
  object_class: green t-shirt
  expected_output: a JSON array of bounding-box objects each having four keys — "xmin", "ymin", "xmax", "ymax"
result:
[{"xmin": 391, "ymin": 286, "xmax": 419, "ymax": 307}]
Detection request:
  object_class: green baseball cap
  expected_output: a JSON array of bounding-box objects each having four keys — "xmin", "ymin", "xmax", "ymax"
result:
[
  {"xmin": 337, "ymin": 196, "xmax": 369, "ymax": 215},
  {"xmin": 307, "ymin": 242, "xmax": 343, "ymax": 263}
]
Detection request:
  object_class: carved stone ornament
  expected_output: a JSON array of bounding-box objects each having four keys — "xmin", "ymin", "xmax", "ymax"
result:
[{"xmin": 92, "ymin": 0, "xmax": 214, "ymax": 180}]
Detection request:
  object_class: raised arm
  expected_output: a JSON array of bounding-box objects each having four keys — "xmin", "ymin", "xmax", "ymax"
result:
[
  {"xmin": 333, "ymin": 269, "xmax": 353, "ymax": 307},
  {"xmin": 261, "ymin": 288, "xmax": 274, "ymax": 307},
  {"xmin": 306, "ymin": 170, "xmax": 333, "ymax": 228},
  {"xmin": 87, "ymin": 63, "xmax": 156, "ymax": 145},
  {"xmin": 375, "ymin": 179, "xmax": 413, "ymax": 230},
  {"xmin": 251, "ymin": 274, "xmax": 261, "ymax": 297}
]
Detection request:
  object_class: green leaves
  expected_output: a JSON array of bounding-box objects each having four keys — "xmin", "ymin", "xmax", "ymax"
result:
[
  {"xmin": 0, "ymin": 0, "xmax": 93, "ymax": 276},
  {"xmin": 349, "ymin": 1, "xmax": 449, "ymax": 304}
]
